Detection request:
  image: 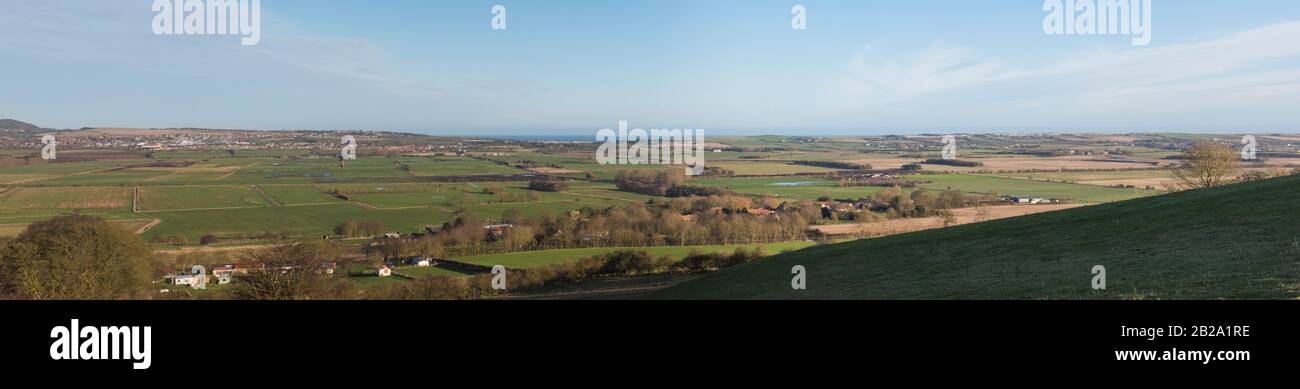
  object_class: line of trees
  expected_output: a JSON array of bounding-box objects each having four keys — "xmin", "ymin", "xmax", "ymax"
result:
[
  {"xmin": 792, "ymin": 160, "xmax": 873, "ymax": 170},
  {"xmin": 614, "ymin": 169, "xmax": 687, "ymax": 196},
  {"xmin": 922, "ymin": 159, "xmax": 984, "ymax": 167},
  {"xmin": 665, "ymin": 185, "xmax": 734, "ymax": 197},
  {"xmin": 868, "ymin": 188, "xmax": 981, "ymax": 218},
  {"xmin": 334, "ymin": 220, "xmax": 387, "ymax": 238},
  {"xmin": 527, "ymin": 180, "xmax": 569, "ymax": 192}
]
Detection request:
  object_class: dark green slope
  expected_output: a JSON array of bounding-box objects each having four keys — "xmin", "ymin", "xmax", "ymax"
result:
[{"xmin": 655, "ymin": 174, "xmax": 1300, "ymax": 299}]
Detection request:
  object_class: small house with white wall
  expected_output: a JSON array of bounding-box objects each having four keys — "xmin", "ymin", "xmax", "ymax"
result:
[
  {"xmin": 166, "ymin": 274, "xmax": 203, "ymax": 286},
  {"xmin": 1008, "ymin": 196, "xmax": 1048, "ymax": 204}
]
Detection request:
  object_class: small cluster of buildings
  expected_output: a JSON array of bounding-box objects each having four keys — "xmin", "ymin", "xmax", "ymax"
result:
[
  {"xmin": 1004, "ymin": 195, "xmax": 1055, "ymax": 205},
  {"xmin": 162, "ymin": 262, "xmax": 338, "ymax": 288},
  {"xmin": 373, "ymin": 256, "xmax": 439, "ymax": 278}
]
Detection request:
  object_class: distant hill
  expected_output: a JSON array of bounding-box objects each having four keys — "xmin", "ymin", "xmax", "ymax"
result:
[
  {"xmin": 0, "ymin": 119, "xmax": 41, "ymax": 134},
  {"xmin": 655, "ymin": 174, "xmax": 1300, "ymax": 299}
]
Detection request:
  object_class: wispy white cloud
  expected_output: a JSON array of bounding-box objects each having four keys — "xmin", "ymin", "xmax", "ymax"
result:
[
  {"xmin": 822, "ymin": 21, "xmax": 1300, "ymax": 131},
  {"xmin": 827, "ymin": 43, "xmax": 1022, "ymax": 106},
  {"xmin": 0, "ymin": 1, "xmax": 443, "ymax": 97}
]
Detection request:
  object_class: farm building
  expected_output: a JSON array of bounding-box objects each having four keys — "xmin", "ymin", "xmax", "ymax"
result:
[
  {"xmin": 485, "ymin": 224, "xmax": 514, "ymax": 238},
  {"xmin": 376, "ymin": 266, "xmax": 392, "ymax": 277},
  {"xmin": 165, "ymin": 274, "xmax": 203, "ymax": 286},
  {"xmin": 212, "ymin": 265, "xmax": 236, "ymax": 278},
  {"xmin": 164, "ymin": 271, "xmax": 215, "ymax": 288},
  {"xmin": 408, "ymin": 257, "xmax": 433, "ymax": 267},
  {"xmin": 1007, "ymin": 196, "xmax": 1049, "ymax": 204}
]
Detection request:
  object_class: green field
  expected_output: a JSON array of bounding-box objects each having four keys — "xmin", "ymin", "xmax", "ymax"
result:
[
  {"xmin": 907, "ymin": 174, "xmax": 1157, "ymax": 203},
  {"xmin": 655, "ymin": 174, "xmax": 1300, "ymax": 299},
  {"xmin": 0, "ymin": 186, "xmax": 132, "ymax": 209},
  {"xmin": 0, "ymin": 186, "xmax": 137, "ymax": 225},
  {"xmin": 257, "ymin": 184, "xmax": 346, "ymax": 205},
  {"xmin": 400, "ymin": 157, "xmax": 524, "ymax": 176},
  {"xmin": 138, "ymin": 185, "xmax": 271, "ymax": 211},
  {"xmin": 393, "ymin": 266, "xmax": 476, "ymax": 278},
  {"xmin": 454, "ymin": 241, "xmax": 818, "ymax": 269},
  {"xmin": 693, "ymin": 177, "xmax": 891, "ymax": 200},
  {"xmin": 37, "ymin": 170, "xmax": 172, "ymax": 185},
  {"xmin": 709, "ymin": 161, "xmax": 847, "ymax": 176},
  {"xmin": 348, "ymin": 275, "xmax": 410, "ymax": 288},
  {"xmin": 502, "ymin": 152, "xmax": 678, "ymax": 179},
  {"xmin": 988, "ymin": 170, "xmax": 1172, "ymax": 188},
  {"xmin": 142, "ymin": 203, "xmax": 453, "ymax": 239}
]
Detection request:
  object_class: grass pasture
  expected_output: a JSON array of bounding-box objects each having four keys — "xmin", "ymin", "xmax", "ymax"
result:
[
  {"xmin": 693, "ymin": 177, "xmax": 891, "ymax": 200},
  {"xmin": 36, "ymin": 170, "xmax": 171, "ymax": 186},
  {"xmin": 908, "ymin": 174, "xmax": 1157, "ymax": 203},
  {"xmin": 257, "ymin": 185, "xmax": 345, "ymax": 205},
  {"xmin": 138, "ymin": 185, "xmax": 271, "ymax": 211},
  {"xmin": 0, "ymin": 187, "xmax": 132, "ymax": 209},
  {"xmin": 709, "ymin": 161, "xmax": 847, "ymax": 176},
  {"xmin": 394, "ymin": 266, "xmax": 476, "ymax": 278},
  {"xmin": 141, "ymin": 203, "xmax": 454, "ymax": 239},
  {"xmin": 400, "ymin": 157, "xmax": 524, "ymax": 176},
  {"xmin": 990, "ymin": 170, "xmax": 1174, "ymax": 189}
]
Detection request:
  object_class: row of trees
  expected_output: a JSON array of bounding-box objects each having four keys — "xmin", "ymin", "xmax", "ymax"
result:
[
  {"xmin": 922, "ymin": 159, "xmax": 984, "ymax": 167},
  {"xmin": 527, "ymin": 180, "xmax": 569, "ymax": 192},
  {"xmin": 614, "ymin": 169, "xmax": 687, "ymax": 195},
  {"xmin": 868, "ymin": 188, "xmax": 981, "ymax": 218},
  {"xmin": 792, "ymin": 160, "xmax": 872, "ymax": 170},
  {"xmin": 334, "ymin": 220, "xmax": 387, "ymax": 238}
]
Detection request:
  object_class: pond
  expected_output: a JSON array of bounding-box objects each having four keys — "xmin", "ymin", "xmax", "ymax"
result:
[{"xmin": 768, "ymin": 181, "xmax": 820, "ymax": 187}]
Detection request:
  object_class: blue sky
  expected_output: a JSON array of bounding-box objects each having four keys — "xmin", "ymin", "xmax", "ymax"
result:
[{"xmin": 2, "ymin": 0, "xmax": 1300, "ymax": 135}]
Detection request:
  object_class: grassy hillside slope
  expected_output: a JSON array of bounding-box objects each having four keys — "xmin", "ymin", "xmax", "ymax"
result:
[{"xmin": 655, "ymin": 174, "xmax": 1300, "ymax": 299}]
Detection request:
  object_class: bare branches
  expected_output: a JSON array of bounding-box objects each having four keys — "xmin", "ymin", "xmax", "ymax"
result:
[{"xmin": 1171, "ymin": 142, "xmax": 1240, "ymax": 190}]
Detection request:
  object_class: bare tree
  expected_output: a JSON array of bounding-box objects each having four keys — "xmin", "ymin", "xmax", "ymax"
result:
[
  {"xmin": 936, "ymin": 209, "xmax": 958, "ymax": 228},
  {"xmin": 974, "ymin": 206, "xmax": 992, "ymax": 223},
  {"xmin": 1171, "ymin": 142, "xmax": 1239, "ymax": 189},
  {"xmin": 229, "ymin": 242, "xmax": 350, "ymax": 300}
]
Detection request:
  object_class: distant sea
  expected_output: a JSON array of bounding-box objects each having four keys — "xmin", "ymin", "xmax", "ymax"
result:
[{"xmin": 483, "ymin": 135, "xmax": 594, "ymax": 142}]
